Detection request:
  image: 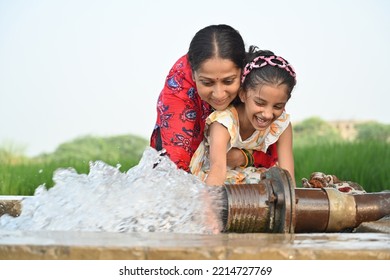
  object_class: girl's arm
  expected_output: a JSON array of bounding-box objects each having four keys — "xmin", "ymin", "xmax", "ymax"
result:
[
  {"xmin": 205, "ymin": 122, "xmax": 231, "ymax": 186},
  {"xmin": 276, "ymin": 123, "xmax": 295, "ymax": 186}
]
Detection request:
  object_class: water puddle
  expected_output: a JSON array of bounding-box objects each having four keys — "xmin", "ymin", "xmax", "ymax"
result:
[{"xmin": 0, "ymin": 148, "xmax": 225, "ymax": 234}]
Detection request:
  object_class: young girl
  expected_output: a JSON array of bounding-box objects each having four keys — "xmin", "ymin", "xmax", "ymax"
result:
[{"xmin": 190, "ymin": 46, "xmax": 297, "ymax": 186}]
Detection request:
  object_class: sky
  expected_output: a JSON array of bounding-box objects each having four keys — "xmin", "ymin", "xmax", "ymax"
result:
[{"xmin": 1, "ymin": 0, "xmax": 389, "ymax": 156}]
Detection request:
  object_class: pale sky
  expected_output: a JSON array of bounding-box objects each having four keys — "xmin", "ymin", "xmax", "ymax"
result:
[{"xmin": 1, "ymin": 0, "xmax": 389, "ymax": 156}]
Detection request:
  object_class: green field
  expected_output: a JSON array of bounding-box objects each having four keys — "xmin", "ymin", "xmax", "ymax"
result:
[
  {"xmin": 1, "ymin": 118, "xmax": 389, "ymax": 195},
  {"xmin": 294, "ymin": 141, "xmax": 389, "ymax": 192}
]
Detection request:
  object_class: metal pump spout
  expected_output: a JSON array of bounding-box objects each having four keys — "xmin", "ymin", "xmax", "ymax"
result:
[{"xmin": 222, "ymin": 167, "xmax": 390, "ymax": 233}]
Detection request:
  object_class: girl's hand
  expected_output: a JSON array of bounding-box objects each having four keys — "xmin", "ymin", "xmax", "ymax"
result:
[{"xmin": 226, "ymin": 147, "xmax": 246, "ymax": 168}]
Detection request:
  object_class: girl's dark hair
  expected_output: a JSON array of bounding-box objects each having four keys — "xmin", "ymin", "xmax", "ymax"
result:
[
  {"xmin": 188, "ymin": 24, "xmax": 245, "ymax": 72},
  {"xmin": 242, "ymin": 45, "xmax": 296, "ymax": 99}
]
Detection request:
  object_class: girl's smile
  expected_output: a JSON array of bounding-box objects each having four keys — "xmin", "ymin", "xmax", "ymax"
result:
[{"xmin": 238, "ymin": 83, "xmax": 289, "ymax": 134}]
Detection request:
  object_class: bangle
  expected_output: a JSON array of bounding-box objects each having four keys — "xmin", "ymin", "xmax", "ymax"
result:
[
  {"xmin": 240, "ymin": 149, "xmax": 254, "ymax": 168},
  {"xmin": 239, "ymin": 149, "xmax": 248, "ymax": 168},
  {"xmin": 243, "ymin": 149, "xmax": 254, "ymax": 167}
]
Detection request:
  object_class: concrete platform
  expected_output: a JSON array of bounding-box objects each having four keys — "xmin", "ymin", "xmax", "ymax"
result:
[{"xmin": 0, "ymin": 230, "xmax": 389, "ymax": 260}]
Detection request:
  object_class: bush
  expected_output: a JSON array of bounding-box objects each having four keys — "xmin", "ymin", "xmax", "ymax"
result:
[
  {"xmin": 36, "ymin": 134, "xmax": 148, "ymax": 163},
  {"xmin": 293, "ymin": 117, "xmax": 342, "ymax": 146},
  {"xmin": 1, "ymin": 134, "xmax": 149, "ymax": 195},
  {"xmin": 355, "ymin": 121, "xmax": 390, "ymax": 142}
]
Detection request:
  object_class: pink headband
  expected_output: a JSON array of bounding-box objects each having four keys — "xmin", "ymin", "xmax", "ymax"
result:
[{"xmin": 241, "ymin": 55, "xmax": 296, "ymax": 83}]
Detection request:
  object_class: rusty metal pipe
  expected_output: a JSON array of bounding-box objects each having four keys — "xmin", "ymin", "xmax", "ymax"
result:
[
  {"xmin": 222, "ymin": 167, "xmax": 390, "ymax": 233},
  {"xmin": 223, "ymin": 167, "xmax": 296, "ymax": 233},
  {"xmin": 294, "ymin": 188, "xmax": 330, "ymax": 232}
]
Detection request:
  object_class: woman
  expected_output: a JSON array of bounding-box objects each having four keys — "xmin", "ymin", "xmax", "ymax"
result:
[{"xmin": 150, "ymin": 24, "xmax": 278, "ymax": 172}]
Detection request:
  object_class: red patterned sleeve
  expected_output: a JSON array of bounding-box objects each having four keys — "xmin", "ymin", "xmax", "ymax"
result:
[{"xmin": 150, "ymin": 55, "xmax": 211, "ymax": 172}]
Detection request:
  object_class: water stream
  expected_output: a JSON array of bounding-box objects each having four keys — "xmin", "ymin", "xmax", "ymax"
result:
[{"xmin": 0, "ymin": 147, "xmax": 225, "ymax": 234}]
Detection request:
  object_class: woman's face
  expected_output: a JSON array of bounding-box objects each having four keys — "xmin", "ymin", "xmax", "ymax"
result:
[{"xmin": 192, "ymin": 57, "xmax": 241, "ymax": 111}]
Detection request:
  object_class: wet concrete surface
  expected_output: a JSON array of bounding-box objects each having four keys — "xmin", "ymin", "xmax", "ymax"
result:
[
  {"xmin": 0, "ymin": 230, "xmax": 389, "ymax": 260},
  {"xmin": 1, "ymin": 196, "xmax": 389, "ymax": 260}
]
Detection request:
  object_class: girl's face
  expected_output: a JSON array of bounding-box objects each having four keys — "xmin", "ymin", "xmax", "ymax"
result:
[
  {"xmin": 193, "ymin": 57, "xmax": 241, "ymax": 111},
  {"xmin": 239, "ymin": 84, "xmax": 289, "ymax": 131}
]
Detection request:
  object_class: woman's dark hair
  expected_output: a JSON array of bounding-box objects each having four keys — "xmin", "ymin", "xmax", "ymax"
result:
[
  {"xmin": 187, "ymin": 24, "xmax": 245, "ymax": 72},
  {"xmin": 242, "ymin": 45, "xmax": 296, "ymax": 99}
]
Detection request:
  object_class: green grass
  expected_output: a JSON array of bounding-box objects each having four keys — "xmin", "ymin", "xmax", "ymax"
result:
[{"xmin": 294, "ymin": 141, "xmax": 390, "ymax": 192}]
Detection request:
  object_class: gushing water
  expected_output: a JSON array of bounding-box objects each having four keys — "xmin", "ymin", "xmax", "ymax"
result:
[{"xmin": 0, "ymin": 147, "xmax": 225, "ymax": 234}]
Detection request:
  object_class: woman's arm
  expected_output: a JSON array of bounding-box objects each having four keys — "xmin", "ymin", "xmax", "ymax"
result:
[
  {"xmin": 154, "ymin": 93, "xmax": 203, "ymax": 171},
  {"xmin": 276, "ymin": 123, "xmax": 295, "ymax": 186},
  {"xmin": 150, "ymin": 55, "xmax": 211, "ymax": 172},
  {"xmin": 205, "ymin": 122, "xmax": 231, "ymax": 186}
]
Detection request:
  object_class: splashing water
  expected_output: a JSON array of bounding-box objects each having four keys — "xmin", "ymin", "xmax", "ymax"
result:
[{"xmin": 0, "ymin": 147, "xmax": 225, "ymax": 234}]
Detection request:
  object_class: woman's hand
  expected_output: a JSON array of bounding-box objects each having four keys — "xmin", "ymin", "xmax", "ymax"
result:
[{"xmin": 226, "ymin": 147, "xmax": 246, "ymax": 168}]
